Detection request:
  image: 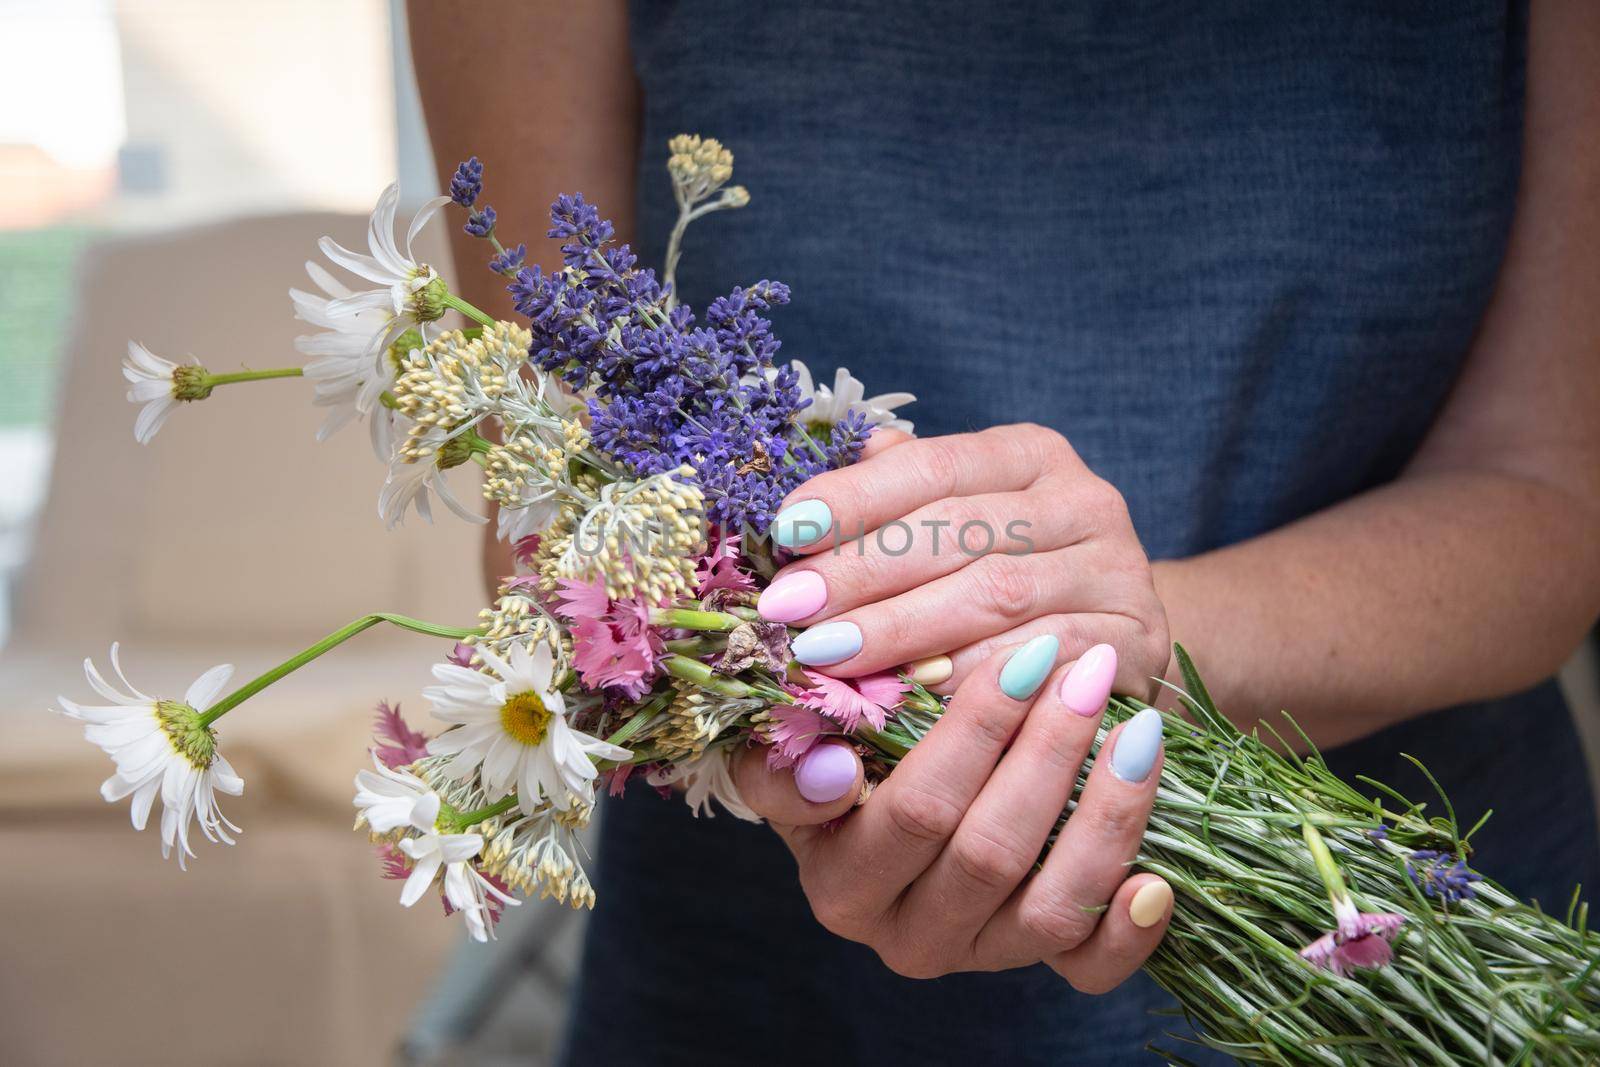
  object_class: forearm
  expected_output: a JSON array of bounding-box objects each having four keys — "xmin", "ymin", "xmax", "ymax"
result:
[
  {"xmin": 408, "ymin": 0, "xmax": 638, "ymax": 586},
  {"xmin": 1156, "ymin": 0, "xmax": 1600, "ymax": 746},
  {"xmin": 1154, "ymin": 469, "xmax": 1600, "ymax": 746}
]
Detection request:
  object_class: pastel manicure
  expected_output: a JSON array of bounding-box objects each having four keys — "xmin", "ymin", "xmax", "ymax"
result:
[
  {"xmin": 1060, "ymin": 643, "xmax": 1117, "ymax": 716},
  {"xmin": 906, "ymin": 654, "xmax": 953, "ymax": 687},
  {"xmin": 758, "ymin": 570, "xmax": 828, "ymax": 623},
  {"xmin": 795, "ymin": 743, "xmax": 857, "ymax": 803},
  {"xmin": 771, "ymin": 499, "xmax": 833, "ymax": 549},
  {"xmin": 791, "ymin": 621, "xmax": 862, "ymax": 666},
  {"xmin": 1129, "ymin": 880, "xmax": 1173, "ymax": 929},
  {"xmin": 998, "ymin": 634, "xmax": 1059, "ymax": 700},
  {"xmin": 1110, "ymin": 706, "xmax": 1164, "ymax": 783}
]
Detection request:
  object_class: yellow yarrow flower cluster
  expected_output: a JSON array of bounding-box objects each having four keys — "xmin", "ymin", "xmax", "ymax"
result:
[
  {"xmin": 391, "ymin": 322, "xmax": 530, "ymax": 462},
  {"xmin": 667, "ymin": 134, "xmax": 739, "ymax": 204},
  {"xmin": 481, "ymin": 805, "xmax": 596, "ymax": 909},
  {"xmin": 551, "ymin": 469, "xmax": 705, "ymax": 603}
]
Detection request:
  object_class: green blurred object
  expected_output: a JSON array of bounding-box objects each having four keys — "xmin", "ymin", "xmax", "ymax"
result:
[{"xmin": 0, "ymin": 227, "xmax": 99, "ymax": 427}]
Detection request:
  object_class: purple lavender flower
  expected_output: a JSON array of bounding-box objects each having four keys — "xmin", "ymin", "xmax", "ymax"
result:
[
  {"xmin": 457, "ymin": 185, "xmax": 848, "ymax": 533},
  {"xmin": 488, "ymin": 242, "xmax": 526, "ymax": 275},
  {"xmin": 450, "ymin": 157, "xmax": 483, "ymax": 208},
  {"xmin": 465, "ymin": 205, "xmax": 497, "ymax": 238},
  {"xmin": 1407, "ymin": 849, "xmax": 1482, "ymax": 904}
]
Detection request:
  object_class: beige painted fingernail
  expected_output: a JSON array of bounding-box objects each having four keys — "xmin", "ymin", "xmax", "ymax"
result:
[
  {"xmin": 906, "ymin": 655, "xmax": 953, "ymax": 686},
  {"xmin": 1129, "ymin": 880, "xmax": 1173, "ymax": 928}
]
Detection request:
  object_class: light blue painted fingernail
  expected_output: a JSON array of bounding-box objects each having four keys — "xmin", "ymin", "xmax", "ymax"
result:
[
  {"xmin": 791, "ymin": 621, "xmax": 862, "ymax": 666},
  {"xmin": 998, "ymin": 634, "xmax": 1059, "ymax": 700},
  {"xmin": 1110, "ymin": 707, "xmax": 1164, "ymax": 783},
  {"xmin": 771, "ymin": 499, "xmax": 833, "ymax": 549}
]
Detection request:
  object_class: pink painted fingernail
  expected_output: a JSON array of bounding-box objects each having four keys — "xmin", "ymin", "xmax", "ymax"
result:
[
  {"xmin": 1060, "ymin": 643, "xmax": 1117, "ymax": 716},
  {"xmin": 758, "ymin": 570, "xmax": 828, "ymax": 623},
  {"xmin": 795, "ymin": 743, "xmax": 857, "ymax": 803}
]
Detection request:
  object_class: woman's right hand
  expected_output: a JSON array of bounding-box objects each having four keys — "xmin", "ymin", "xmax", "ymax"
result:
[{"xmin": 731, "ymin": 642, "xmax": 1174, "ymax": 991}]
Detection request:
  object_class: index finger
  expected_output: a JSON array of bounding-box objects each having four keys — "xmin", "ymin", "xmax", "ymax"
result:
[{"xmin": 770, "ymin": 423, "xmax": 1077, "ymax": 552}]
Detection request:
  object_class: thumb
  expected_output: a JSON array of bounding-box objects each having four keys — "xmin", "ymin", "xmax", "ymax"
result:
[{"xmin": 731, "ymin": 741, "xmax": 862, "ymax": 827}]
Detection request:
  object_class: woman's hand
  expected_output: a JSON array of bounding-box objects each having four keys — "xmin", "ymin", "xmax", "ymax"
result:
[
  {"xmin": 758, "ymin": 423, "xmax": 1170, "ymax": 696},
  {"xmin": 732, "ymin": 643, "xmax": 1174, "ymax": 990}
]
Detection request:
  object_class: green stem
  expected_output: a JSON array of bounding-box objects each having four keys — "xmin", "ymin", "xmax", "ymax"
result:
[
  {"xmin": 442, "ymin": 292, "xmax": 496, "ymax": 328},
  {"xmin": 203, "ymin": 367, "xmax": 304, "ymax": 387},
  {"xmin": 651, "ymin": 607, "xmax": 743, "ymax": 633},
  {"xmin": 446, "ymin": 794, "xmax": 519, "ymax": 831},
  {"xmin": 197, "ymin": 613, "xmax": 480, "ymax": 727},
  {"xmin": 1302, "ymin": 819, "xmax": 1351, "ymax": 903},
  {"xmin": 661, "ymin": 654, "xmax": 754, "ymax": 697}
]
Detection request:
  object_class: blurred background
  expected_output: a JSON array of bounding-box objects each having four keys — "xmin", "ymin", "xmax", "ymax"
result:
[
  {"xmin": 2, "ymin": 2, "xmax": 1598, "ymax": 1065},
  {"xmin": 0, "ymin": 1, "xmax": 582, "ymax": 1063}
]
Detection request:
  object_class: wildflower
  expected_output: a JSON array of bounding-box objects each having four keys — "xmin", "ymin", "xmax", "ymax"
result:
[
  {"xmin": 481, "ymin": 804, "xmax": 597, "ymax": 908},
  {"xmin": 423, "ymin": 640, "xmax": 631, "ymax": 812},
  {"xmin": 372, "ymin": 700, "xmax": 430, "ymax": 771},
  {"xmin": 449, "ymin": 157, "xmax": 483, "ymax": 208},
  {"xmin": 56, "ymin": 644, "xmax": 244, "ymax": 867},
  {"xmin": 762, "ymin": 703, "xmax": 834, "ymax": 770},
  {"xmin": 695, "ymin": 529, "xmax": 756, "ymax": 597},
  {"xmin": 795, "ymin": 669, "xmax": 909, "ymax": 732},
  {"xmin": 1407, "ymin": 849, "xmax": 1483, "ymax": 904},
  {"xmin": 554, "ymin": 470, "xmax": 705, "ymax": 603},
  {"xmin": 1299, "ymin": 822, "xmax": 1406, "ymax": 977},
  {"xmin": 646, "ymin": 746, "xmax": 760, "ymax": 821},
  {"xmin": 377, "ymin": 445, "xmax": 484, "ymax": 529},
  {"xmin": 791, "ymin": 360, "xmax": 916, "ymax": 434},
  {"xmin": 290, "ymin": 260, "xmax": 416, "ymax": 457},
  {"xmin": 653, "ymin": 684, "xmax": 760, "ymax": 762},
  {"xmin": 123, "ymin": 342, "xmax": 210, "ymax": 444},
  {"xmin": 315, "ymin": 183, "xmax": 452, "ymax": 357},
  {"xmin": 551, "ymin": 578, "xmax": 664, "ymax": 699}
]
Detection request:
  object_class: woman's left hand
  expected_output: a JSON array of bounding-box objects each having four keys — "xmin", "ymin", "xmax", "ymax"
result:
[{"xmin": 760, "ymin": 423, "xmax": 1169, "ymax": 695}]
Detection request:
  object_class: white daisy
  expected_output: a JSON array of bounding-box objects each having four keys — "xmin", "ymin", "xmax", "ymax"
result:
[
  {"xmin": 56, "ymin": 644, "xmax": 244, "ymax": 867},
  {"xmin": 124, "ymin": 342, "xmax": 208, "ymax": 444},
  {"xmin": 423, "ymin": 641, "xmax": 631, "ymax": 813},
  {"xmin": 352, "ymin": 757, "xmax": 436, "ymax": 834},
  {"xmin": 315, "ymin": 183, "xmax": 451, "ymax": 355},
  {"xmin": 791, "ymin": 360, "xmax": 916, "ymax": 434},
  {"xmin": 353, "ymin": 760, "xmax": 517, "ymax": 942},
  {"xmin": 378, "ymin": 449, "xmax": 485, "ymax": 529},
  {"xmin": 647, "ymin": 747, "xmax": 760, "ymax": 822},
  {"xmin": 289, "ymin": 260, "xmax": 412, "ymax": 459}
]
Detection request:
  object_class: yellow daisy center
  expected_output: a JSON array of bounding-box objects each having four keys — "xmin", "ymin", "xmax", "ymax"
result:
[{"xmin": 499, "ymin": 690, "xmax": 552, "ymax": 746}]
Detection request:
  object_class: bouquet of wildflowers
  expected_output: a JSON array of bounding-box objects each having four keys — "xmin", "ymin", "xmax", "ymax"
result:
[{"xmin": 64, "ymin": 136, "xmax": 1599, "ymax": 1063}]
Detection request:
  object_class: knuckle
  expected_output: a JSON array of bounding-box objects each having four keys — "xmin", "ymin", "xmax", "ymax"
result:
[
  {"xmin": 1082, "ymin": 476, "xmax": 1129, "ymax": 522},
  {"xmin": 962, "ymin": 699, "xmax": 1021, "ymax": 749},
  {"xmin": 1080, "ymin": 797, "xmax": 1148, "ymax": 843},
  {"xmin": 967, "ymin": 554, "xmax": 1041, "ymax": 621},
  {"xmin": 914, "ymin": 438, "xmax": 964, "ymax": 498},
  {"xmin": 884, "ymin": 785, "xmax": 965, "ymax": 846},
  {"xmin": 877, "ymin": 943, "xmax": 946, "ymax": 981},
  {"xmin": 948, "ymin": 827, "xmax": 1034, "ymax": 891},
  {"xmin": 1019, "ymin": 895, "xmax": 1096, "ymax": 952},
  {"xmin": 807, "ymin": 892, "xmax": 866, "ymax": 940}
]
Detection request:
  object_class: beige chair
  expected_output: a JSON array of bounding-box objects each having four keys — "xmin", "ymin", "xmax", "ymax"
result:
[{"xmin": 0, "ymin": 212, "xmax": 487, "ymax": 1065}]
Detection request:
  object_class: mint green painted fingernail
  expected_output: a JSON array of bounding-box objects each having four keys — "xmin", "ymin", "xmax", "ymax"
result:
[
  {"xmin": 999, "ymin": 634, "xmax": 1059, "ymax": 700},
  {"xmin": 772, "ymin": 499, "xmax": 833, "ymax": 548}
]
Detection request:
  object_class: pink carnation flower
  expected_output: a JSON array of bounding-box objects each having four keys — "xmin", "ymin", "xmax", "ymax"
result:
[
  {"xmin": 795, "ymin": 669, "xmax": 908, "ymax": 732},
  {"xmin": 1300, "ymin": 896, "xmax": 1406, "ymax": 978},
  {"xmin": 372, "ymin": 700, "xmax": 430, "ymax": 770},
  {"xmin": 765, "ymin": 704, "xmax": 834, "ymax": 769},
  {"xmin": 695, "ymin": 528, "xmax": 756, "ymax": 597},
  {"xmin": 555, "ymin": 578, "xmax": 664, "ymax": 699}
]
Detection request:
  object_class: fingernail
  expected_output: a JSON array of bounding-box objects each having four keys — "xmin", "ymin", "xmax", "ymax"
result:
[
  {"xmin": 998, "ymin": 634, "xmax": 1059, "ymax": 700},
  {"xmin": 795, "ymin": 743, "xmax": 857, "ymax": 803},
  {"xmin": 1110, "ymin": 707, "xmax": 1164, "ymax": 783},
  {"xmin": 791, "ymin": 621, "xmax": 862, "ymax": 666},
  {"xmin": 1129, "ymin": 880, "xmax": 1173, "ymax": 928},
  {"xmin": 757, "ymin": 570, "xmax": 828, "ymax": 623},
  {"xmin": 1060, "ymin": 643, "xmax": 1117, "ymax": 716},
  {"xmin": 906, "ymin": 654, "xmax": 953, "ymax": 687},
  {"xmin": 771, "ymin": 500, "xmax": 833, "ymax": 549}
]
